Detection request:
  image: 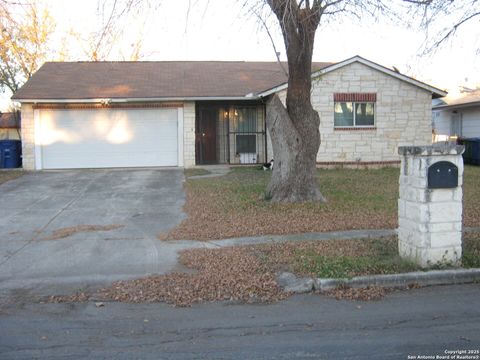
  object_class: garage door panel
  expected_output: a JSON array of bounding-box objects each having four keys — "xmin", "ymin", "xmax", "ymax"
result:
[{"xmin": 39, "ymin": 108, "xmax": 178, "ymax": 169}]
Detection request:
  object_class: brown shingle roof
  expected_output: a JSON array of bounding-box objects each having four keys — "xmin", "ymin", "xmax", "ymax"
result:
[{"xmin": 12, "ymin": 61, "xmax": 332, "ymax": 100}]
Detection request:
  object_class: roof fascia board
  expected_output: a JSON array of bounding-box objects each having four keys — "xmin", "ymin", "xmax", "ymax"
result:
[
  {"xmin": 432, "ymin": 101, "xmax": 480, "ymax": 111},
  {"xmin": 12, "ymin": 96, "xmax": 261, "ymax": 103},
  {"xmin": 258, "ymin": 56, "xmax": 447, "ymax": 98}
]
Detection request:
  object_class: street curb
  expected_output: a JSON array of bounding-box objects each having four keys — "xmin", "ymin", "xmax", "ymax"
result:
[{"xmin": 278, "ymin": 269, "xmax": 480, "ymax": 293}]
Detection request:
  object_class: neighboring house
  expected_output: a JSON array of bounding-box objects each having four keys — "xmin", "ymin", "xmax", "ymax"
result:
[
  {"xmin": 12, "ymin": 55, "xmax": 446, "ymax": 170},
  {"xmin": 432, "ymin": 89, "xmax": 480, "ymax": 142},
  {"xmin": 0, "ymin": 112, "xmax": 21, "ymax": 140}
]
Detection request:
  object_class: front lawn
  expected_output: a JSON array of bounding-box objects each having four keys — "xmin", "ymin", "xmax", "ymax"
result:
[{"xmin": 160, "ymin": 166, "xmax": 480, "ymax": 241}]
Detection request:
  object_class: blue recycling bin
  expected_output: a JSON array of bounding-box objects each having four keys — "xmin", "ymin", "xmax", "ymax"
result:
[
  {"xmin": 459, "ymin": 138, "xmax": 480, "ymax": 165},
  {"xmin": 470, "ymin": 138, "xmax": 480, "ymax": 165},
  {"xmin": 0, "ymin": 140, "xmax": 22, "ymax": 168}
]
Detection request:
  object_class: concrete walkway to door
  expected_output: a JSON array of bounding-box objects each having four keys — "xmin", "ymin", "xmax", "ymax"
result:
[{"xmin": 0, "ymin": 169, "xmax": 207, "ymax": 295}]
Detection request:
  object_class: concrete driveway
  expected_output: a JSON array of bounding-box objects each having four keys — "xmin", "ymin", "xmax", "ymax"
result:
[{"xmin": 0, "ymin": 169, "xmax": 202, "ymax": 293}]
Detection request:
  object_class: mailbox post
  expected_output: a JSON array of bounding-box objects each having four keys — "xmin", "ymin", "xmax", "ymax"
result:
[{"xmin": 398, "ymin": 144, "xmax": 464, "ymax": 267}]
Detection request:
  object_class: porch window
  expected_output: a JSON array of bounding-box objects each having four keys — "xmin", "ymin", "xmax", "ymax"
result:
[
  {"xmin": 333, "ymin": 93, "xmax": 376, "ymax": 128},
  {"xmin": 231, "ymin": 106, "xmax": 258, "ymax": 155},
  {"xmin": 232, "ymin": 107, "xmax": 258, "ymax": 133},
  {"xmin": 236, "ymin": 134, "xmax": 256, "ymax": 153}
]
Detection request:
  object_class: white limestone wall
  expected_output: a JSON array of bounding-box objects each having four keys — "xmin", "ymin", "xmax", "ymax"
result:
[
  {"xmin": 183, "ymin": 101, "xmax": 196, "ymax": 168},
  {"xmin": 398, "ymin": 145, "xmax": 464, "ymax": 267},
  {"xmin": 272, "ymin": 62, "xmax": 433, "ymax": 164},
  {"xmin": 20, "ymin": 103, "xmax": 35, "ymax": 170}
]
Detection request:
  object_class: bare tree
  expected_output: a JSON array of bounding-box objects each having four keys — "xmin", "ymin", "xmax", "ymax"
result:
[
  {"xmin": 413, "ymin": 0, "xmax": 480, "ymax": 54},
  {"xmin": 0, "ymin": 0, "xmax": 55, "ymax": 93},
  {"xmin": 251, "ymin": 0, "xmax": 478, "ymax": 203},
  {"xmin": 71, "ymin": 0, "xmax": 149, "ymax": 61}
]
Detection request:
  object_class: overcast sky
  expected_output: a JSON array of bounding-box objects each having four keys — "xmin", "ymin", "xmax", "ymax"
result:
[{"xmin": 2, "ymin": 0, "xmax": 479, "ymax": 109}]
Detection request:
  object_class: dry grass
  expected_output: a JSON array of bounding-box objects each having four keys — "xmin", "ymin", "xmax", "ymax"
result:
[
  {"xmin": 44, "ymin": 224, "xmax": 125, "ymax": 240},
  {"xmin": 463, "ymin": 166, "xmax": 480, "ymax": 228},
  {"xmin": 160, "ymin": 167, "xmax": 399, "ymax": 240},
  {"xmin": 0, "ymin": 170, "xmax": 24, "ymax": 185},
  {"xmin": 184, "ymin": 168, "xmax": 211, "ymax": 178},
  {"xmin": 463, "ymin": 231, "xmax": 480, "ymax": 268},
  {"xmin": 160, "ymin": 166, "xmax": 480, "ymax": 241}
]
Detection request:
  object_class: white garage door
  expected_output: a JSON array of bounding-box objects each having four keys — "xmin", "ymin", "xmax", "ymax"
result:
[{"xmin": 38, "ymin": 108, "xmax": 179, "ymax": 169}]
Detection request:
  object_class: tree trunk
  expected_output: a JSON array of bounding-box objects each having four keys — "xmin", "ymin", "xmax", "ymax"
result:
[
  {"xmin": 266, "ymin": 94, "xmax": 326, "ymax": 203},
  {"xmin": 264, "ymin": 0, "xmax": 326, "ymax": 203}
]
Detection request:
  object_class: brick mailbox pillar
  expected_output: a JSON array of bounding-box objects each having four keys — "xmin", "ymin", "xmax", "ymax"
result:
[{"xmin": 398, "ymin": 144, "xmax": 464, "ymax": 267}]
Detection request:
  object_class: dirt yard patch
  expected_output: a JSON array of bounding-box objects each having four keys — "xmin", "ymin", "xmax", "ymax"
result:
[{"xmin": 0, "ymin": 170, "xmax": 24, "ymax": 185}]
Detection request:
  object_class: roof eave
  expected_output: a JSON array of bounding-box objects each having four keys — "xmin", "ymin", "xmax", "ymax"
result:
[
  {"xmin": 432, "ymin": 101, "xmax": 480, "ymax": 111},
  {"xmin": 11, "ymin": 95, "xmax": 262, "ymax": 103}
]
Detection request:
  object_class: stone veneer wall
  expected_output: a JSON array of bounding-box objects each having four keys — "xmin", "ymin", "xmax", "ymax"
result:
[
  {"xmin": 183, "ymin": 101, "xmax": 196, "ymax": 168},
  {"xmin": 269, "ymin": 62, "xmax": 433, "ymax": 164},
  {"xmin": 398, "ymin": 145, "xmax": 464, "ymax": 267},
  {"xmin": 20, "ymin": 103, "xmax": 35, "ymax": 170}
]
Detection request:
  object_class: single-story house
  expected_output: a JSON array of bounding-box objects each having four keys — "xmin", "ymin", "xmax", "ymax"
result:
[
  {"xmin": 12, "ymin": 55, "xmax": 446, "ymax": 170},
  {"xmin": 432, "ymin": 88, "xmax": 480, "ymax": 142}
]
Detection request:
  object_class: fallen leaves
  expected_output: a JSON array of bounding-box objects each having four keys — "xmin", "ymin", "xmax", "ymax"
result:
[
  {"xmin": 158, "ymin": 168, "xmax": 399, "ymax": 241},
  {"xmin": 44, "ymin": 224, "xmax": 125, "ymax": 240},
  {"xmin": 45, "ymin": 234, "xmax": 480, "ymax": 306},
  {"xmin": 159, "ymin": 166, "xmax": 480, "ymax": 241},
  {"xmin": 322, "ymin": 286, "xmax": 392, "ymax": 301},
  {"xmin": 48, "ymin": 292, "xmax": 90, "ymax": 303},
  {"xmin": 97, "ymin": 246, "xmax": 288, "ymax": 307}
]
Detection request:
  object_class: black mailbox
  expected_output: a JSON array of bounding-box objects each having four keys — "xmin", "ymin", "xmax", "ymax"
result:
[{"xmin": 427, "ymin": 161, "xmax": 458, "ymax": 189}]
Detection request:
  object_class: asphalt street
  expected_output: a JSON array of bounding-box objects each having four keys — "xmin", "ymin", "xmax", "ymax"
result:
[{"xmin": 1, "ymin": 283, "xmax": 479, "ymax": 360}]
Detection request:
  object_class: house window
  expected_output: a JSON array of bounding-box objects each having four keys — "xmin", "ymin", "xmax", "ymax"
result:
[
  {"xmin": 232, "ymin": 106, "xmax": 259, "ymax": 156},
  {"xmin": 236, "ymin": 134, "xmax": 256, "ymax": 153},
  {"xmin": 232, "ymin": 107, "xmax": 258, "ymax": 133},
  {"xmin": 333, "ymin": 93, "xmax": 376, "ymax": 128}
]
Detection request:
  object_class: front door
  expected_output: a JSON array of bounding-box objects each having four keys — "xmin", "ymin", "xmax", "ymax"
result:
[{"xmin": 196, "ymin": 107, "xmax": 217, "ymax": 164}]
